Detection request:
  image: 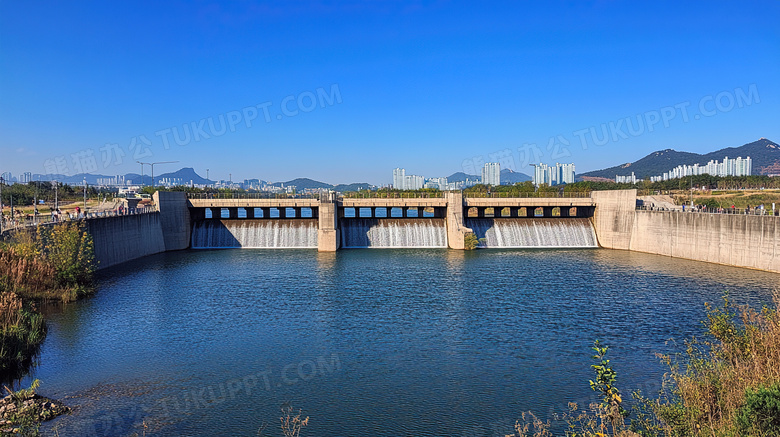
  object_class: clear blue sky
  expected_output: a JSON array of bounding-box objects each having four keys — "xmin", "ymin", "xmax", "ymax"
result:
[{"xmin": 1, "ymin": 1, "xmax": 778, "ymax": 185}]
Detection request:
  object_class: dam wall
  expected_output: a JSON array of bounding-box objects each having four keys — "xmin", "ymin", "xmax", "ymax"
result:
[
  {"xmin": 23, "ymin": 189, "xmax": 778, "ymax": 273},
  {"xmin": 154, "ymin": 191, "xmax": 191, "ymax": 251},
  {"xmin": 591, "ymin": 189, "xmax": 637, "ymax": 250},
  {"xmin": 591, "ymin": 189, "xmax": 780, "ymax": 273},
  {"xmin": 630, "ymin": 210, "xmax": 780, "ymax": 273},
  {"xmin": 86, "ymin": 213, "xmax": 166, "ymax": 270}
]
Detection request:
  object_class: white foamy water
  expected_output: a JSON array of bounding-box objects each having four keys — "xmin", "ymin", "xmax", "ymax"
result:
[
  {"xmin": 191, "ymin": 219, "xmax": 318, "ymax": 248},
  {"xmin": 340, "ymin": 218, "xmax": 447, "ymax": 248},
  {"xmin": 465, "ymin": 218, "xmax": 597, "ymax": 248}
]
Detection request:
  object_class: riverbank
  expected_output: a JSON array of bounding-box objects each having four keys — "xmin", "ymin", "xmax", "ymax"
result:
[
  {"xmin": 0, "ymin": 380, "xmax": 71, "ymax": 434},
  {"xmin": 0, "ymin": 221, "xmax": 95, "ymax": 430},
  {"xmin": 510, "ymin": 292, "xmax": 780, "ymax": 437}
]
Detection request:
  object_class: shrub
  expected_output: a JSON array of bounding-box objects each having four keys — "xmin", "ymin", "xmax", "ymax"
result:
[
  {"xmin": 735, "ymin": 383, "xmax": 780, "ymax": 436},
  {"xmin": 464, "ymin": 232, "xmax": 479, "ymax": 250},
  {"xmin": 0, "ymin": 297, "xmax": 46, "ymax": 384}
]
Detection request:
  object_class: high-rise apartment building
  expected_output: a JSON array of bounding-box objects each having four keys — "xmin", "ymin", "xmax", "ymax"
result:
[
  {"xmin": 556, "ymin": 163, "xmax": 576, "ymax": 184},
  {"xmin": 482, "ymin": 162, "xmax": 500, "ymax": 186},
  {"xmin": 404, "ymin": 175, "xmax": 425, "ymax": 190},
  {"xmin": 533, "ymin": 163, "xmax": 575, "ymax": 186},
  {"xmin": 392, "ymin": 168, "xmax": 406, "ymax": 190},
  {"xmin": 649, "ymin": 156, "xmax": 752, "ymax": 182}
]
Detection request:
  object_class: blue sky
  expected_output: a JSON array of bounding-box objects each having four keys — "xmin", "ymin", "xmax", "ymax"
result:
[{"xmin": 1, "ymin": 1, "xmax": 778, "ymax": 185}]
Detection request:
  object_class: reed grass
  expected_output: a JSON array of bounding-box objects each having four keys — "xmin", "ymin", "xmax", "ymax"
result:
[
  {"xmin": 509, "ymin": 292, "xmax": 780, "ymax": 437},
  {"xmin": 0, "ymin": 221, "xmax": 94, "ymax": 383}
]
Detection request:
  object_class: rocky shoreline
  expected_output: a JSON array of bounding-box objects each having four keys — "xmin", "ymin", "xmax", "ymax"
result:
[{"xmin": 0, "ymin": 391, "xmax": 70, "ymax": 433}]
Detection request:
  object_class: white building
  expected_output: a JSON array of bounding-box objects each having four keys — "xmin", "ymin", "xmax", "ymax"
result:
[
  {"xmin": 392, "ymin": 168, "xmax": 406, "ymax": 190},
  {"xmin": 615, "ymin": 172, "xmax": 638, "ymax": 184},
  {"xmin": 533, "ymin": 163, "xmax": 552, "ymax": 186},
  {"xmin": 425, "ymin": 177, "xmax": 448, "ymax": 190},
  {"xmin": 404, "ymin": 175, "xmax": 425, "ymax": 190},
  {"xmin": 649, "ymin": 156, "xmax": 752, "ymax": 182},
  {"xmin": 533, "ymin": 162, "xmax": 575, "ymax": 186},
  {"xmin": 482, "ymin": 162, "xmax": 500, "ymax": 186},
  {"xmin": 556, "ymin": 163, "xmax": 576, "ymax": 184},
  {"xmin": 392, "ymin": 167, "xmax": 427, "ymax": 190}
]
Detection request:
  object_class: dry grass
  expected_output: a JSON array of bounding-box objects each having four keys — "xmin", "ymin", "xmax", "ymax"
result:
[
  {"xmin": 0, "ymin": 249, "xmax": 64, "ymax": 302},
  {"xmin": 643, "ymin": 292, "xmax": 780, "ymax": 436},
  {"xmin": 505, "ymin": 411, "xmax": 552, "ymax": 437},
  {"xmin": 0, "ymin": 222, "xmax": 94, "ymax": 383},
  {"xmin": 0, "ymin": 291, "xmax": 23, "ymax": 331},
  {"xmin": 507, "ymin": 292, "xmax": 780, "ymax": 437}
]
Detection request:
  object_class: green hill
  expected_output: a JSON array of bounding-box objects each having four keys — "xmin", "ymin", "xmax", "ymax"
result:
[{"xmin": 580, "ymin": 138, "xmax": 779, "ymax": 179}]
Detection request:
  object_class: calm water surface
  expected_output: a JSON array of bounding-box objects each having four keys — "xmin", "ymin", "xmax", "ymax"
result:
[{"xmin": 31, "ymin": 249, "xmax": 779, "ymax": 436}]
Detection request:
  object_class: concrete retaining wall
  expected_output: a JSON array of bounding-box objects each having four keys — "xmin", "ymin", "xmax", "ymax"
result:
[
  {"xmin": 591, "ymin": 189, "xmax": 780, "ymax": 273},
  {"xmin": 591, "ymin": 189, "xmax": 637, "ymax": 250},
  {"xmin": 86, "ymin": 213, "xmax": 166, "ymax": 270},
  {"xmin": 154, "ymin": 191, "xmax": 191, "ymax": 251},
  {"xmin": 630, "ymin": 211, "xmax": 780, "ymax": 273}
]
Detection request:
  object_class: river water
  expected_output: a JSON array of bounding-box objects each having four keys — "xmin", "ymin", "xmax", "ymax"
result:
[{"xmin": 32, "ymin": 248, "xmax": 778, "ymax": 436}]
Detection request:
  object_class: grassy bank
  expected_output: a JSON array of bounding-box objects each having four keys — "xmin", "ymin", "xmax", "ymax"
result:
[
  {"xmin": 679, "ymin": 190, "xmax": 780, "ymax": 210},
  {"xmin": 508, "ymin": 292, "xmax": 780, "ymax": 437},
  {"xmin": 0, "ymin": 221, "xmax": 95, "ymax": 383}
]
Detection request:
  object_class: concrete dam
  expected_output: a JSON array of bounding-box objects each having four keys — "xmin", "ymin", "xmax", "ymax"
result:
[
  {"xmin": 74, "ymin": 190, "xmax": 780, "ymax": 274},
  {"xmin": 181, "ymin": 191, "xmax": 598, "ymax": 251}
]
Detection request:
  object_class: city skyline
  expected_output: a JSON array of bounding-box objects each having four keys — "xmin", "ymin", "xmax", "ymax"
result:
[
  {"xmin": 1, "ymin": 2, "xmax": 778, "ymax": 185},
  {"xmin": 532, "ymin": 163, "xmax": 576, "ymax": 186}
]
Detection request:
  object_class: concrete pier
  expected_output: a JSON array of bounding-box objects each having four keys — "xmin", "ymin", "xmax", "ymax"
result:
[{"xmin": 317, "ymin": 193, "xmax": 339, "ymax": 252}]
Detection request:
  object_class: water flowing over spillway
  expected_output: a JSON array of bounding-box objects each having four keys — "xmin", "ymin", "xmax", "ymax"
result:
[
  {"xmin": 341, "ymin": 218, "xmax": 447, "ymax": 248},
  {"xmin": 466, "ymin": 218, "xmax": 598, "ymax": 248},
  {"xmin": 191, "ymin": 220, "xmax": 318, "ymax": 248}
]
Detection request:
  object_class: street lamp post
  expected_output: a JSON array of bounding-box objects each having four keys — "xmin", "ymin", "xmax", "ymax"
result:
[
  {"xmin": 137, "ymin": 161, "xmax": 178, "ymax": 189},
  {"xmin": 137, "ymin": 161, "xmax": 145, "ymax": 186},
  {"xmin": 83, "ymin": 178, "xmax": 87, "ymax": 213},
  {"xmin": 33, "ymin": 177, "xmax": 39, "ymax": 225}
]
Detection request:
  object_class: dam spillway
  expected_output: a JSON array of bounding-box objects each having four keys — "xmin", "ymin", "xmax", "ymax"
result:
[
  {"xmin": 191, "ymin": 219, "xmax": 318, "ymax": 249},
  {"xmin": 340, "ymin": 218, "xmax": 448, "ymax": 248},
  {"xmin": 465, "ymin": 218, "xmax": 598, "ymax": 248},
  {"xmin": 84, "ymin": 190, "xmax": 780, "ymax": 274}
]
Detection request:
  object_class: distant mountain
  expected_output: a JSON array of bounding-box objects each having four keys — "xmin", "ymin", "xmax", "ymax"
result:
[
  {"xmin": 270, "ymin": 178, "xmax": 374, "ymax": 192},
  {"xmin": 271, "ymin": 178, "xmax": 332, "ymax": 190},
  {"xmin": 447, "ymin": 172, "xmax": 481, "ymax": 182},
  {"xmin": 29, "ymin": 168, "xmax": 213, "ymax": 186},
  {"xmin": 579, "ymin": 138, "xmax": 780, "ymax": 179},
  {"xmin": 124, "ymin": 173, "xmax": 152, "ymax": 185},
  {"xmin": 32, "ymin": 173, "xmax": 113, "ymax": 185},
  {"xmin": 446, "ymin": 170, "xmax": 531, "ymax": 184},
  {"xmin": 153, "ymin": 167, "xmax": 213, "ymax": 185},
  {"xmin": 501, "ymin": 168, "xmax": 532, "ymax": 183},
  {"xmin": 333, "ymin": 183, "xmax": 374, "ymax": 192}
]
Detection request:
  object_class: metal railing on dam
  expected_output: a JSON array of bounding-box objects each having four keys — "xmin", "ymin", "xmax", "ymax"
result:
[
  {"xmin": 185, "ymin": 190, "xmax": 593, "ymax": 201},
  {"xmin": 464, "ymin": 191, "xmax": 592, "ymax": 198},
  {"xmin": 187, "ymin": 192, "xmax": 321, "ymax": 200},
  {"xmin": 636, "ymin": 204, "xmax": 779, "ymax": 216},
  {"xmin": 1, "ymin": 207, "xmax": 157, "ymax": 233}
]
